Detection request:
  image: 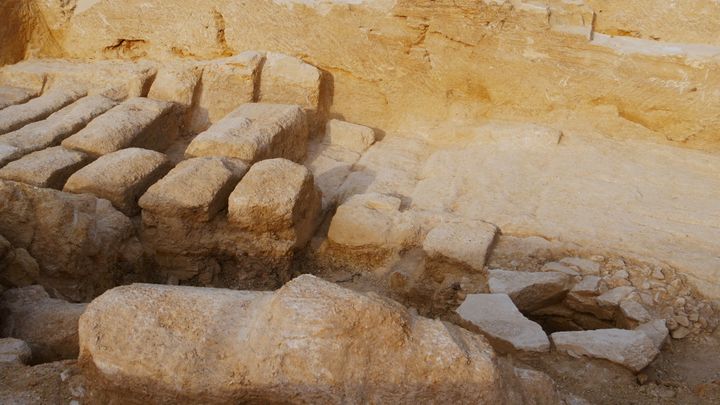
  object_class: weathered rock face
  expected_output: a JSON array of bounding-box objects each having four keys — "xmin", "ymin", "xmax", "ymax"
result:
[
  {"xmin": 79, "ymin": 275, "xmax": 539, "ymax": 404},
  {"xmin": 0, "ymin": 180, "xmax": 143, "ymax": 301}
]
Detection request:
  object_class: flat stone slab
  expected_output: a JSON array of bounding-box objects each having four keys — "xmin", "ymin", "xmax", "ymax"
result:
[
  {"xmin": 228, "ymin": 158, "xmax": 321, "ymax": 243},
  {"xmin": 0, "ymin": 88, "xmax": 86, "ymax": 135},
  {"xmin": 488, "ymin": 269, "xmax": 572, "ymax": 311},
  {"xmin": 456, "ymin": 293, "xmax": 550, "ymax": 352},
  {"xmin": 0, "ymin": 338, "xmax": 32, "ymax": 364},
  {"xmin": 635, "ymin": 320, "xmax": 669, "ymax": 350},
  {"xmin": 551, "ymin": 329, "xmax": 660, "ymax": 372},
  {"xmin": 0, "ymin": 95, "xmax": 116, "ymax": 157},
  {"xmin": 186, "ymin": 103, "xmax": 308, "ymax": 164},
  {"xmin": 64, "ymin": 148, "xmax": 172, "ymax": 216},
  {"xmin": 0, "ymin": 86, "xmax": 39, "ymax": 110},
  {"xmin": 0, "ymin": 146, "xmax": 90, "ymax": 189},
  {"xmin": 62, "ymin": 97, "xmax": 179, "ymax": 157},
  {"xmin": 139, "ymin": 157, "xmax": 248, "ymax": 222},
  {"xmin": 423, "ymin": 221, "xmax": 498, "ymax": 271}
]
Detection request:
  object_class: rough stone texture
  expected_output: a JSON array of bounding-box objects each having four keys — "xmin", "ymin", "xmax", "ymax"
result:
[
  {"xmin": 0, "ymin": 146, "xmax": 90, "ymax": 189},
  {"xmin": 147, "ymin": 63, "xmax": 202, "ymax": 107},
  {"xmin": 0, "ymin": 95, "xmax": 117, "ymax": 158},
  {"xmin": 596, "ymin": 286, "xmax": 635, "ymax": 308},
  {"xmin": 0, "ymin": 236, "xmax": 40, "ymax": 288},
  {"xmin": 0, "ymin": 144, "xmax": 20, "ymax": 168},
  {"xmin": 0, "ymin": 338, "xmax": 32, "ymax": 364},
  {"xmin": 0, "ymin": 88, "xmax": 86, "ymax": 135},
  {"xmin": 62, "ymin": 97, "xmax": 180, "ymax": 157},
  {"xmin": 304, "ymin": 141, "xmax": 362, "ymax": 210},
  {"xmin": 635, "ymin": 319, "xmax": 669, "ymax": 351},
  {"xmin": 488, "ymin": 269, "xmax": 572, "ymax": 312},
  {"xmin": 186, "ymin": 103, "xmax": 308, "ymax": 164},
  {"xmin": 324, "ymin": 119, "xmax": 376, "ymax": 153},
  {"xmin": 551, "ymin": 329, "xmax": 660, "ymax": 372},
  {"xmin": 456, "ymin": 293, "xmax": 550, "ymax": 352},
  {"xmin": 190, "ymin": 52, "xmax": 264, "ymax": 132},
  {"xmin": 0, "ymin": 86, "xmax": 38, "ymax": 110},
  {"xmin": 0, "ymin": 285, "xmax": 86, "ymax": 363},
  {"xmin": 139, "ymin": 157, "xmax": 247, "ymax": 222},
  {"xmin": 560, "ymin": 258, "xmax": 601, "ymax": 276},
  {"xmin": 64, "ymin": 148, "xmax": 172, "ymax": 216},
  {"xmin": 0, "ymin": 180, "xmax": 141, "ymax": 301},
  {"xmin": 423, "ymin": 221, "xmax": 498, "ymax": 271},
  {"xmin": 79, "ymin": 275, "xmax": 531, "ymax": 404},
  {"xmin": 541, "ymin": 262, "xmax": 580, "ymax": 277},
  {"xmin": 228, "ymin": 158, "xmax": 321, "ymax": 242},
  {"xmin": 619, "ymin": 300, "xmax": 652, "ymax": 326}
]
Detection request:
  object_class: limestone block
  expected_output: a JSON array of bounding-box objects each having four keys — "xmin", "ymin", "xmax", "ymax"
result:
[
  {"xmin": 423, "ymin": 221, "xmax": 498, "ymax": 271},
  {"xmin": 635, "ymin": 319, "xmax": 669, "ymax": 350},
  {"xmin": 64, "ymin": 148, "xmax": 172, "ymax": 216},
  {"xmin": 564, "ymin": 276, "xmax": 612, "ymax": 320},
  {"xmin": 596, "ymin": 286, "xmax": 635, "ymax": 308},
  {"xmin": 0, "ymin": 95, "xmax": 117, "ymax": 157},
  {"xmin": 559, "ymin": 257, "xmax": 601, "ymax": 275},
  {"xmin": 0, "ymin": 285, "xmax": 86, "ymax": 363},
  {"xmin": 456, "ymin": 293, "xmax": 550, "ymax": 352},
  {"xmin": 304, "ymin": 142, "xmax": 361, "ymax": 210},
  {"xmin": 328, "ymin": 193, "xmax": 418, "ymax": 250},
  {"xmin": 0, "ymin": 146, "xmax": 90, "ymax": 189},
  {"xmin": 324, "ymin": 119, "xmax": 376, "ymax": 153},
  {"xmin": 228, "ymin": 158, "xmax": 321, "ymax": 244},
  {"xmin": 0, "ymin": 144, "xmax": 20, "ymax": 167},
  {"xmin": 190, "ymin": 52, "xmax": 264, "ymax": 132},
  {"xmin": 551, "ymin": 329, "xmax": 660, "ymax": 372},
  {"xmin": 186, "ymin": 103, "xmax": 308, "ymax": 163},
  {"xmin": 488, "ymin": 269, "xmax": 572, "ymax": 312},
  {"xmin": 619, "ymin": 300, "xmax": 652, "ymax": 326},
  {"xmin": 148, "ymin": 63, "xmax": 202, "ymax": 107},
  {"xmin": 79, "ymin": 275, "xmax": 519, "ymax": 403},
  {"xmin": 0, "ymin": 88, "xmax": 86, "ymax": 135},
  {"xmin": 0, "ymin": 86, "xmax": 38, "ymax": 110},
  {"xmin": 0, "ymin": 338, "xmax": 32, "ymax": 365},
  {"xmin": 139, "ymin": 157, "xmax": 247, "ymax": 222},
  {"xmin": 259, "ymin": 52, "xmax": 323, "ymax": 129},
  {"xmin": 0, "ymin": 180, "xmax": 140, "ymax": 301},
  {"xmin": 62, "ymin": 97, "xmax": 180, "ymax": 157}
]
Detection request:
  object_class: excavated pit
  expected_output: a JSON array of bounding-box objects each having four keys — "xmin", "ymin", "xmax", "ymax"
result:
[{"xmin": 1, "ymin": 1, "xmax": 720, "ymax": 404}]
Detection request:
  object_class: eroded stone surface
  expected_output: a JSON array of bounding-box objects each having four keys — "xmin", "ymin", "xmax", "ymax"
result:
[
  {"xmin": 488, "ymin": 269, "xmax": 572, "ymax": 312},
  {"xmin": 0, "ymin": 146, "xmax": 90, "ymax": 189},
  {"xmin": 551, "ymin": 329, "xmax": 660, "ymax": 372},
  {"xmin": 64, "ymin": 148, "xmax": 172, "ymax": 216},
  {"xmin": 0, "ymin": 88, "xmax": 86, "ymax": 135},
  {"xmin": 423, "ymin": 221, "xmax": 498, "ymax": 271},
  {"xmin": 0, "ymin": 338, "xmax": 32, "ymax": 365},
  {"xmin": 0, "ymin": 86, "xmax": 38, "ymax": 110}
]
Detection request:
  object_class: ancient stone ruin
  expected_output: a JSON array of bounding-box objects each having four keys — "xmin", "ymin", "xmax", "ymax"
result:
[{"xmin": 1, "ymin": 1, "xmax": 720, "ymax": 404}]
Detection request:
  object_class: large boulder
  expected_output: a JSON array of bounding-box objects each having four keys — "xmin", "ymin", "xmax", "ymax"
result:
[
  {"xmin": 0, "ymin": 286, "xmax": 86, "ymax": 363},
  {"xmin": 0, "ymin": 180, "xmax": 142, "ymax": 301},
  {"xmin": 79, "ymin": 275, "xmax": 543, "ymax": 404}
]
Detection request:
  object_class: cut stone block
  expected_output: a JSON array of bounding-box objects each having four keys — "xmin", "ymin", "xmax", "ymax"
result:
[
  {"xmin": 0, "ymin": 95, "xmax": 117, "ymax": 156},
  {"xmin": 139, "ymin": 157, "xmax": 248, "ymax": 222},
  {"xmin": 186, "ymin": 103, "xmax": 308, "ymax": 163},
  {"xmin": 551, "ymin": 329, "xmax": 660, "ymax": 372},
  {"xmin": 488, "ymin": 269, "xmax": 572, "ymax": 312},
  {"xmin": 0, "ymin": 146, "xmax": 90, "ymax": 189},
  {"xmin": 228, "ymin": 158, "xmax": 321, "ymax": 244},
  {"xmin": 62, "ymin": 97, "xmax": 180, "ymax": 157},
  {"xmin": 324, "ymin": 119, "xmax": 376, "ymax": 153},
  {"xmin": 64, "ymin": 148, "xmax": 172, "ymax": 216},
  {"xmin": 0, "ymin": 88, "xmax": 86, "ymax": 135},
  {"xmin": 190, "ymin": 52, "xmax": 264, "ymax": 132},
  {"xmin": 0, "ymin": 338, "xmax": 32, "ymax": 365},
  {"xmin": 456, "ymin": 293, "xmax": 550, "ymax": 352},
  {"xmin": 148, "ymin": 63, "xmax": 202, "ymax": 107},
  {"xmin": 0, "ymin": 144, "xmax": 20, "ymax": 167},
  {"xmin": 0, "ymin": 86, "xmax": 39, "ymax": 110},
  {"xmin": 423, "ymin": 221, "xmax": 498, "ymax": 271},
  {"xmin": 259, "ymin": 52, "xmax": 322, "ymax": 128}
]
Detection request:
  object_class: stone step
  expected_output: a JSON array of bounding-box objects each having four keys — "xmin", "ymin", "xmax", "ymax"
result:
[
  {"xmin": 64, "ymin": 148, "xmax": 172, "ymax": 216},
  {"xmin": 0, "ymin": 88, "xmax": 87, "ymax": 135},
  {"xmin": 62, "ymin": 97, "xmax": 180, "ymax": 157},
  {"xmin": 0, "ymin": 86, "xmax": 39, "ymax": 110},
  {"xmin": 185, "ymin": 103, "xmax": 308, "ymax": 164},
  {"xmin": 0, "ymin": 146, "xmax": 90, "ymax": 190},
  {"xmin": 0, "ymin": 95, "xmax": 117, "ymax": 161},
  {"xmin": 139, "ymin": 157, "xmax": 248, "ymax": 222}
]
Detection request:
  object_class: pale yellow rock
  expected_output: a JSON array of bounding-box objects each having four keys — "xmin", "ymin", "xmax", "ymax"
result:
[
  {"xmin": 324, "ymin": 119, "xmax": 376, "ymax": 153},
  {"xmin": 0, "ymin": 86, "xmax": 38, "ymax": 110},
  {"xmin": 64, "ymin": 148, "xmax": 172, "ymax": 216},
  {"xmin": 0, "ymin": 88, "xmax": 86, "ymax": 135},
  {"xmin": 423, "ymin": 221, "xmax": 498, "ymax": 271},
  {"xmin": 0, "ymin": 146, "xmax": 90, "ymax": 189},
  {"xmin": 78, "ymin": 275, "xmax": 529, "ymax": 404}
]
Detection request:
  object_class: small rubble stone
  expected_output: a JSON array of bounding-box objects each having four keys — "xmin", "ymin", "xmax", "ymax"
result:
[
  {"xmin": 636, "ymin": 319, "xmax": 669, "ymax": 350},
  {"xmin": 551, "ymin": 329, "xmax": 659, "ymax": 372},
  {"xmin": 324, "ymin": 119, "xmax": 376, "ymax": 153},
  {"xmin": 186, "ymin": 103, "xmax": 309, "ymax": 164},
  {"xmin": 228, "ymin": 158, "xmax": 321, "ymax": 243},
  {"xmin": 0, "ymin": 338, "xmax": 32, "ymax": 364},
  {"xmin": 456, "ymin": 293, "xmax": 550, "ymax": 352},
  {"xmin": 139, "ymin": 157, "xmax": 247, "ymax": 222},
  {"xmin": 560, "ymin": 257, "xmax": 600, "ymax": 275},
  {"xmin": 0, "ymin": 88, "xmax": 86, "ymax": 135},
  {"xmin": 488, "ymin": 269, "xmax": 572, "ymax": 311},
  {"xmin": 619, "ymin": 300, "xmax": 652, "ymax": 324},
  {"xmin": 671, "ymin": 327, "xmax": 691, "ymax": 339},
  {"xmin": 597, "ymin": 286, "xmax": 635, "ymax": 307},
  {"xmin": 423, "ymin": 221, "xmax": 498, "ymax": 271},
  {"xmin": 0, "ymin": 285, "xmax": 86, "ymax": 363},
  {"xmin": 64, "ymin": 148, "xmax": 172, "ymax": 216},
  {"xmin": 0, "ymin": 146, "xmax": 90, "ymax": 189},
  {"xmin": 541, "ymin": 261, "xmax": 580, "ymax": 276}
]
